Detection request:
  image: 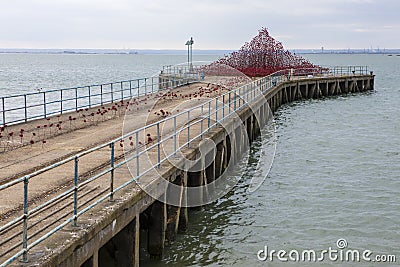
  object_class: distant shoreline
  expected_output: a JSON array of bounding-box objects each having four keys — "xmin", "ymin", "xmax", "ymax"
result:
[
  {"xmin": 0, "ymin": 49, "xmax": 233, "ymax": 55},
  {"xmin": 0, "ymin": 49, "xmax": 399, "ymax": 55}
]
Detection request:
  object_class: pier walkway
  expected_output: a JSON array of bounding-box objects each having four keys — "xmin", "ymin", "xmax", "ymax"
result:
[{"xmin": 0, "ymin": 66, "xmax": 374, "ymax": 266}]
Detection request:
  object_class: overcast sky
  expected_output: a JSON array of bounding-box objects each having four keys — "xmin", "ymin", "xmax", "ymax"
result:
[{"xmin": 1, "ymin": 0, "xmax": 398, "ymax": 50}]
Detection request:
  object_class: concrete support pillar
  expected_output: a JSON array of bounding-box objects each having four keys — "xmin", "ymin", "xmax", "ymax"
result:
[
  {"xmin": 263, "ymin": 102, "xmax": 269, "ymax": 130},
  {"xmin": 284, "ymin": 87, "xmax": 289, "ymax": 104},
  {"xmin": 305, "ymin": 84, "xmax": 309, "ymax": 99},
  {"xmin": 98, "ymin": 219, "xmax": 136, "ymax": 267},
  {"xmin": 259, "ymin": 104, "xmax": 264, "ymax": 128},
  {"xmin": 134, "ymin": 213, "xmax": 140, "ymax": 267},
  {"xmin": 272, "ymin": 95, "xmax": 276, "ymax": 111},
  {"xmin": 234, "ymin": 126, "xmax": 241, "ymax": 162},
  {"xmin": 324, "ymin": 83, "xmax": 329, "ymax": 96},
  {"xmin": 224, "ymin": 135, "xmax": 232, "ymax": 171},
  {"xmin": 340, "ymin": 81, "xmax": 344, "ymax": 94},
  {"xmin": 214, "ymin": 142, "xmax": 225, "ymax": 179},
  {"xmin": 179, "ymin": 172, "xmax": 188, "ymax": 233},
  {"xmin": 148, "ymin": 201, "xmax": 167, "ymax": 258},
  {"xmin": 205, "ymin": 151, "xmax": 215, "ymax": 184},
  {"xmin": 246, "ymin": 117, "xmax": 252, "ymax": 143},
  {"xmin": 166, "ymin": 174, "xmax": 183, "ymax": 244},
  {"xmin": 188, "ymin": 160, "xmax": 204, "ymax": 208},
  {"xmin": 316, "ymin": 83, "xmax": 321, "ymax": 98},
  {"xmin": 291, "ymin": 86, "xmax": 296, "ymax": 101},
  {"xmin": 93, "ymin": 251, "xmax": 98, "ymax": 267},
  {"xmin": 253, "ymin": 114, "xmax": 260, "ymax": 138},
  {"xmin": 165, "ymin": 205, "xmax": 180, "ymax": 244},
  {"xmin": 297, "ymin": 84, "xmax": 303, "ymax": 99}
]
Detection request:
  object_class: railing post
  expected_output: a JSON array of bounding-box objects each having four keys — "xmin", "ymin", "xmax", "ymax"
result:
[
  {"xmin": 208, "ymin": 101, "xmax": 211, "ymax": 131},
  {"xmin": 247, "ymin": 84, "xmax": 250, "ymax": 103},
  {"xmin": 137, "ymin": 80, "xmax": 140, "ymax": 98},
  {"xmin": 144, "ymin": 78, "xmax": 147, "ymax": 95},
  {"xmin": 110, "ymin": 142, "xmax": 115, "ymax": 201},
  {"xmin": 75, "ymin": 87, "xmax": 78, "ymax": 111},
  {"xmin": 21, "ymin": 176, "xmax": 29, "ymax": 263},
  {"xmin": 129, "ymin": 80, "xmax": 132, "ymax": 97},
  {"xmin": 73, "ymin": 156, "xmax": 79, "ymax": 226},
  {"xmin": 136, "ymin": 131, "xmax": 139, "ymax": 177},
  {"xmin": 253, "ymin": 82, "xmax": 256, "ymax": 99},
  {"xmin": 43, "ymin": 92, "xmax": 47, "ymax": 118},
  {"xmin": 250, "ymin": 83, "xmax": 253, "ymax": 101},
  {"xmin": 200, "ymin": 105, "xmax": 204, "ymax": 138},
  {"xmin": 173, "ymin": 116, "xmax": 177, "ymax": 156},
  {"xmin": 111, "ymin": 83, "xmax": 114, "ymax": 103},
  {"xmin": 24, "ymin": 95, "xmax": 28, "ymax": 122},
  {"xmin": 238, "ymin": 87, "xmax": 241, "ymax": 108},
  {"xmin": 222, "ymin": 95, "xmax": 225, "ymax": 120},
  {"xmin": 187, "ymin": 110, "xmax": 190, "ymax": 148},
  {"xmin": 228, "ymin": 92, "xmax": 232, "ymax": 112},
  {"xmin": 157, "ymin": 123, "xmax": 161, "ymax": 168},
  {"xmin": 215, "ymin": 98, "xmax": 218, "ymax": 124},
  {"xmin": 60, "ymin": 90, "xmax": 63, "ymax": 114},
  {"xmin": 121, "ymin": 82, "xmax": 124, "ymax": 100},
  {"xmin": 234, "ymin": 91, "xmax": 237, "ymax": 111},
  {"xmin": 88, "ymin": 86, "xmax": 92, "ymax": 108},
  {"xmin": 2, "ymin": 97, "xmax": 5, "ymax": 126},
  {"xmin": 100, "ymin": 85, "xmax": 103, "ymax": 105}
]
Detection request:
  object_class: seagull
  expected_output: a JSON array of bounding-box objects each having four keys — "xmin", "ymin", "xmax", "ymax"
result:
[{"xmin": 35, "ymin": 88, "xmax": 43, "ymax": 93}]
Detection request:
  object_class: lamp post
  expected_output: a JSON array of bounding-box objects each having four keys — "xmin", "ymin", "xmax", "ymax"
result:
[{"xmin": 185, "ymin": 37, "xmax": 194, "ymax": 72}]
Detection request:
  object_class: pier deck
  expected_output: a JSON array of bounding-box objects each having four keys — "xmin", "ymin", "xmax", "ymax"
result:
[
  {"xmin": 0, "ymin": 80, "xmax": 233, "ymax": 263},
  {"xmin": 0, "ymin": 69, "xmax": 374, "ymax": 266}
]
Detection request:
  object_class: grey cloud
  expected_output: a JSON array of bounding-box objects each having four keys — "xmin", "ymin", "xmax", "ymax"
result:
[{"xmin": 0, "ymin": 0, "xmax": 399, "ymax": 49}]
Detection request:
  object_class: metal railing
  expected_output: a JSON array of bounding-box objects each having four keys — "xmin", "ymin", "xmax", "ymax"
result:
[
  {"xmin": 162, "ymin": 65, "xmax": 204, "ymax": 75},
  {"xmin": 163, "ymin": 65, "xmax": 371, "ymax": 77},
  {"xmin": 329, "ymin": 65, "xmax": 371, "ymax": 76},
  {"xmin": 0, "ymin": 73, "xmax": 200, "ymax": 126},
  {"xmin": 0, "ymin": 65, "xmax": 371, "ymax": 266}
]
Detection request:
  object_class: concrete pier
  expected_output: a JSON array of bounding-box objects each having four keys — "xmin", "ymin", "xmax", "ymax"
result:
[{"xmin": 1, "ymin": 73, "xmax": 374, "ymax": 267}]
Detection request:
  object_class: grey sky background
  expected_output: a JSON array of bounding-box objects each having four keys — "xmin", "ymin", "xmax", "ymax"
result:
[{"xmin": 0, "ymin": 0, "xmax": 398, "ymax": 50}]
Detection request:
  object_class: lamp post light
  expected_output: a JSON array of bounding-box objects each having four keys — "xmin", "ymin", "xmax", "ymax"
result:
[{"xmin": 185, "ymin": 37, "xmax": 194, "ymax": 72}]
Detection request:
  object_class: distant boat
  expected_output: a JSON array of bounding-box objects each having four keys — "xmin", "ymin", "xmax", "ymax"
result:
[
  {"xmin": 388, "ymin": 54, "xmax": 393, "ymax": 56},
  {"xmin": 397, "ymin": 55, "xmax": 400, "ymax": 57}
]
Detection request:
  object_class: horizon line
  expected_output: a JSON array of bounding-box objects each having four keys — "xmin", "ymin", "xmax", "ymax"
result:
[{"xmin": 1, "ymin": 48, "xmax": 400, "ymax": 51}]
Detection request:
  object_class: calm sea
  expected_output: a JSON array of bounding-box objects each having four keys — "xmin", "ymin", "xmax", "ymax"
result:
[{"xmin": 0, "ymin": 53, "xmax": 399, "ymax": 266}]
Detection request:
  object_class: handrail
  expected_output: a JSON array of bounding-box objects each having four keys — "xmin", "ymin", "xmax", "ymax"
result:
[
  {"xmin": 0, "ymin": 73, "xmax": 200, "ymax": 126},
  {"xmin": 0, "ymin": 65, "xmax": 371, "ymax": 266}
]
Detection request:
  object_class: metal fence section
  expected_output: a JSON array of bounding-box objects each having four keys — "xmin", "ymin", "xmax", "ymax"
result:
[
  {"xmin": 0, "ymin": 73, "xmax": 200, "ymax": 126},
  {"xmin": 0, "ymin": 65, "xmax": 370, "ymax": 266},
  {"xmin": 329, "ymin": 65, "xmax": 370, "ymax": 76}
]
